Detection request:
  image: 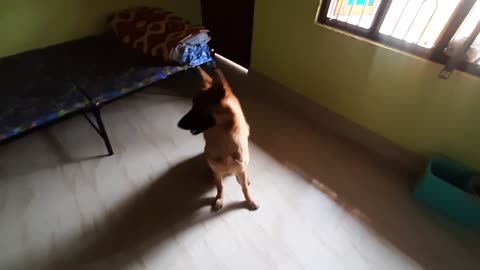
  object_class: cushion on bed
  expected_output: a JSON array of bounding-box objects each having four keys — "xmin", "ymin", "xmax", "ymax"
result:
[{"xmin": 108, "ymin": 7, "xmax": 210, "ymax": 63}]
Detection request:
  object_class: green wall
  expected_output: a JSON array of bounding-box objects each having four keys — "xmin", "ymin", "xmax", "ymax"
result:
[
  {"xmin": 251, "ymin": 0, "xmax": 480, "ymax": 168},
  {"xmin": 0, "ymin": 0, "xmax": 200, "ymax": 58}
]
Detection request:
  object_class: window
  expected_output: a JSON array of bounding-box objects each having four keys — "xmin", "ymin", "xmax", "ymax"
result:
[
  {"xmin": 348, "ymin": 0, "xmax": 375, "ymax": 6},
  {"xmin": 318, "ymin": 0, "xmax": 480, "ymax": 77}
]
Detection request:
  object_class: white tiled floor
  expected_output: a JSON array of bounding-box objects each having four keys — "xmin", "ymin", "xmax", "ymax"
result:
[{"xmin": 0, "ymin": 64, "xmax": 479, "ymax": 270}]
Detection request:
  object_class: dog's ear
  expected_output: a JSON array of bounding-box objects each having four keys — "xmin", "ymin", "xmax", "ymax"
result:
[
  {"xmin": 213, "ymin": 68, "xmax": 231, "ymax": 91},
  {"xmin": 211, "ymin": 85, "xmax": 226, "ymax": 101},
  {"xmin": 197, "ymin": 66, "xmax": 213, "ymax": 90}
]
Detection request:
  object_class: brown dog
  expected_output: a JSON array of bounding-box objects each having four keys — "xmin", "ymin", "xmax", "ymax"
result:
[{"xmin": 178, "ymin": 67, "xmax": 259, "ymax": 211}]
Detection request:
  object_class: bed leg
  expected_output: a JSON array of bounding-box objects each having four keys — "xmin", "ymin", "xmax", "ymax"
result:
[
  {"xmin": 93, "ymin": 108, "xmax": 114, "ymax": 156},
  {"xmin": 84, "ymin": 107, "xmax": 114, "ymax": 156}
]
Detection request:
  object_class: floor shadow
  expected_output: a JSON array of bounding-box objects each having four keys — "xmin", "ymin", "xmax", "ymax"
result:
[
  {"xmin": 42, "ymin": 130, "xmax": 112, "ymax": 162},
  {"xmin": 193, "ymin": 58, "xmax": 480, "ymax": 269},
  {"xmin": 230, "ymin": 71, "xmax": 480, "ymax": 269},
  {"xmin": 40, "ymin": 131, "xmax": 73, "ymax": 164},
  {"xmin": 36, "ymin": 154, "xmax": 246, "ymax": 270},
  {"xmin": 0, "ymin": 128, "xmax": 108, "ymax": 180}
]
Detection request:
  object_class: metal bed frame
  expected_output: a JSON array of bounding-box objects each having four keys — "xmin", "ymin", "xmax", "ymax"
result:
[{"xmin": 0, "ymin": 53, "xmax": 217, "ymax": 156}]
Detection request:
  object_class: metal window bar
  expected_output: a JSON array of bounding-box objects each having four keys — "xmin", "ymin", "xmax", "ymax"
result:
[
  {"xmin": 327, "ymin": 0, "xmax": 339, "ymax": 18},
  {"xmin": 325, "ymin": 0, "xmax": 386, "ymax": 29},
  {"xmin": 416, "ymin": 0, "xmax": 439, "ymax": 45},
  {"xmin": 433, "ymin": 0, "xmax": 477, "ymax": 59},
  {"xmin": 318, "ymin": 0, "xmax": 479, "ymax": 77},
  {"xmin": 357, "ymin": 0, "xmax": 370, "ymax": 26},
  {"xmin": 335, "ymin": 0, "xmax": 347, "ymax": 20},
  {"xmin": 347, "ymin": 0, "xmax": 357, "ymax": 24},
  {"xmin": 390, "ymin": 0, "xmax": 412, "ymax": 37},
  {"xmin": 440, "ymin": 20, "xmax": 480, "ymax": 78},
  {"xmin": 402, "ymin": 0, "xmax": 427, "ymax": 41},
  {"xmin": 326, "ymin": 0, "xmax": 461, "ymax": 47},
  {"xmin": 370, "ymin": 0, "xmax": 393, "ymax": 34}
]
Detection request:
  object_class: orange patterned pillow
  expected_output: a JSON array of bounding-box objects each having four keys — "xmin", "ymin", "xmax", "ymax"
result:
[{"xmin": 109, "ymin": 7, "xmax": 209, "ymax": 63}]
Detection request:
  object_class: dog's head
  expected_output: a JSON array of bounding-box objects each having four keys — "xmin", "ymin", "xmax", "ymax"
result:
[{"xmin": 177, "ymin": 67, "xmax": 231, "ymax": 135}]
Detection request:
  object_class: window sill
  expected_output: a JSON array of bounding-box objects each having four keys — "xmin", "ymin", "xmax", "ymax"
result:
[{"xmin": 314, "ymin": 21, "xmax": 480, "ymax": 78}]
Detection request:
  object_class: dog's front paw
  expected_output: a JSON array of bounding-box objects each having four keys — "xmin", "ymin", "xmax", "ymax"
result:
[
  {"xmin": 212, "ymin": 198, "xmax": 223, "ymax": 211},
  {"xmin": 247, "ymin": 200, "xmax": 260, "ymax": 211}
]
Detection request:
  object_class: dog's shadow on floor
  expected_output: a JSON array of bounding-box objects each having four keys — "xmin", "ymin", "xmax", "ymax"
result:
[{"xmin": 43, "ymin": 154, "xmax": 247, "ymax": 270}]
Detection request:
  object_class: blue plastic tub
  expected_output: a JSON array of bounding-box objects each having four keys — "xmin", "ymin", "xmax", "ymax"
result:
[{"xmin": 414, "ymin": 158, "xmax": 480, "ymax": 229}]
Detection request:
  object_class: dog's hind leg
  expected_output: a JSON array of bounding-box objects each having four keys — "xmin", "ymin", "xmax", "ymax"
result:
[
  {"xmin": 237, "ymin": 171, "xmax": 259, "ymax": 210},
  {"xmin": 212, "ymin": 173, "xmax": 224, "ymax": 211}
]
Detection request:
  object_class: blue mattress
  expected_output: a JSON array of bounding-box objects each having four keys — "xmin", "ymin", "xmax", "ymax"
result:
[
  {"xmin": 0, "ymin": 34, "xmax": 213, "ymax": 141},
  {"xmin": 0, "ymin": 46, "xmax": 90, "ymax": 140}
]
